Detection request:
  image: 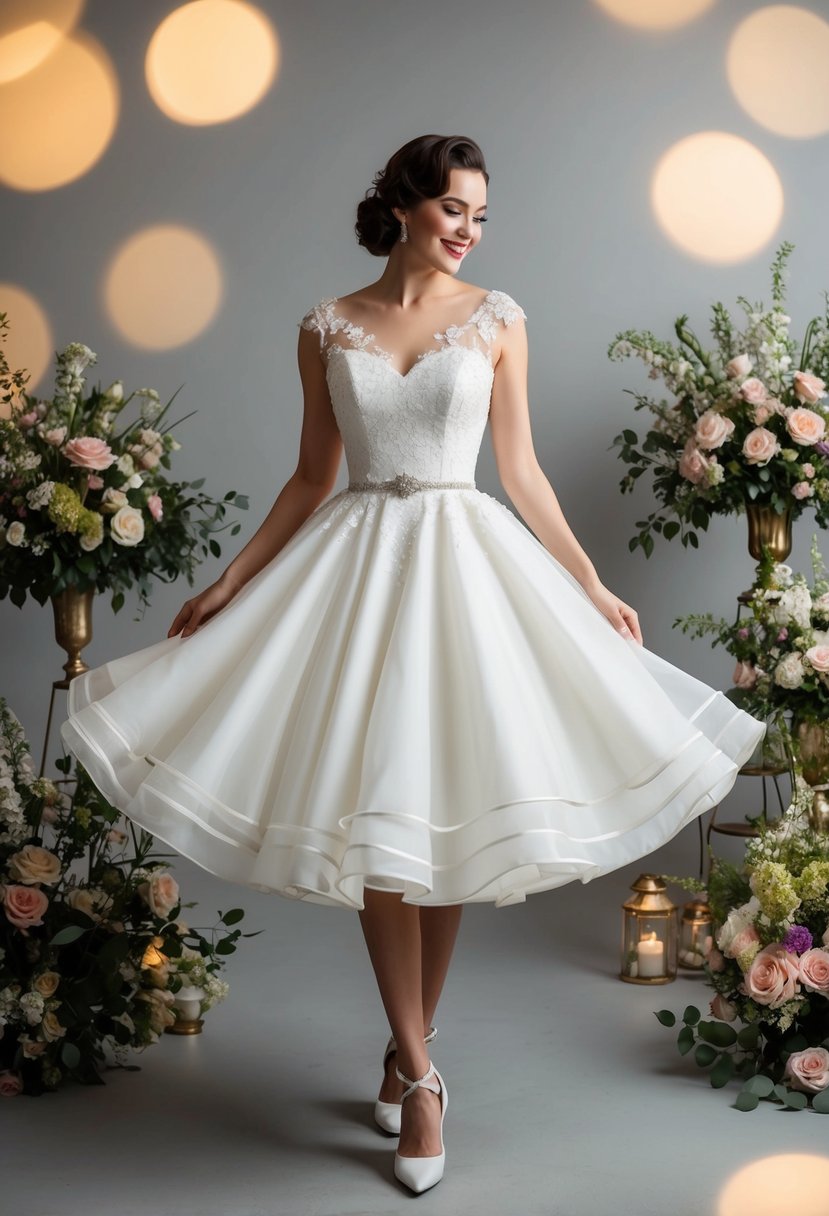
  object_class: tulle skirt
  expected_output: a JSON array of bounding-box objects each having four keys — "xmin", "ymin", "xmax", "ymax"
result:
[{"xmin": 60, "ymin": 486, "xmax": 766, "ymax": 909}]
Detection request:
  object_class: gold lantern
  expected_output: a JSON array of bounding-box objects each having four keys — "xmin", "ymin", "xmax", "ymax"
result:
[
  {"xmin": 678, "ymin": 898, "xmax": 713, "ymax": 970},
  {"xmin": 620, "ymin": 873, "xmax": 677, "ymax": 984}
]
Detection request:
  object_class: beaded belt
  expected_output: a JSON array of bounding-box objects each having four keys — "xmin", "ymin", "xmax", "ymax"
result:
[{"xmin": 345, "ymin": 473, "xmax": 475, "ymax": 498}]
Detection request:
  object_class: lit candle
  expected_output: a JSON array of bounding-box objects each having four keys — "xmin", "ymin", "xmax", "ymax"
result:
[{"xmin": 637, "ymin": 931, "xmax": 665, "ymax": 977}]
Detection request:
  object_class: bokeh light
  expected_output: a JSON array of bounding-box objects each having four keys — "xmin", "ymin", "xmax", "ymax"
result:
[
  {"xmin": 103, "ymin": 224, "xmax": 223, "ymax": 351},
  {"xmin": 0, "ymin": 29, "xmax": 118, "ymax": 191},
  {"xmin": 593, "ymin": 0, "xmax": 716, "ymax": 30},
  {"xmin": 145, "ymin": 0, "xmax": 279, "ymax": 126},
  {"xmin": 0, "ymin": 285, "xmax": 53, "ymax": 416},
  {"xmin": 0, "ymin": 0, "xmax": 84, "ymax": 84},
  {"xmin": 727, "ymin": 5, "xmax": 829, "ymax": 138},
  {"xmin": 651, "ymin": 131, "xmax": 783, "ymax": 263},
  {"xmin": 719, "ymin": 1154, "xmax": 829, "ymax": 1216}
]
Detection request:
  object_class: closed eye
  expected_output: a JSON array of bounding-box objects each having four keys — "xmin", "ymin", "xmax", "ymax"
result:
[{"xmin": 444, "ymin": 208, "xmax": 487, "ymax": 224}]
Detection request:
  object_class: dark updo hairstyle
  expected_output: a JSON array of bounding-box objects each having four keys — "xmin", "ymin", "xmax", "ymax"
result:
[{"xmin": 355, "ymin": 134, "xmax": 489, "ymax": 258}]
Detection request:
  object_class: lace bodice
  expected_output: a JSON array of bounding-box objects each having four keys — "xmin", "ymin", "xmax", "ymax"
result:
[{"xmin": 298, "ymin": 289, "xmax": 527, "ymax": 484}]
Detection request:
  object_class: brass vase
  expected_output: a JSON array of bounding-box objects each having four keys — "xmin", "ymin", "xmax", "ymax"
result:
[
  {"xmin": 50, "ymin": 585, "xmax": 95, "ymax": 686},
  {"xmin": 792, "ymin": 719, "xmax": 829, "ymax": 833},
  {"xmin": 745, "ymin": 501, "xmax": 793, "ymax": 563}
]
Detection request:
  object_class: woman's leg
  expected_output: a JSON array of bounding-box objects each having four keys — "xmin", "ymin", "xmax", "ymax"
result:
[{"xmin": 358, "ymin": 890, "xmax": 462, "ymax": 1156}]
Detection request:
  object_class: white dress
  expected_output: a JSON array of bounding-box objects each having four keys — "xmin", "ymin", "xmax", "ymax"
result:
[{"xmin": 60, "ymin": 288, "xmax": 766, "ymax": 909}]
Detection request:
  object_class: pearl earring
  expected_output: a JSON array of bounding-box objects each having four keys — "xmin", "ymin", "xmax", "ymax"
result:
[{"xmin": 399, "ymin": 218, "xmax": 408, "ymax": 244}]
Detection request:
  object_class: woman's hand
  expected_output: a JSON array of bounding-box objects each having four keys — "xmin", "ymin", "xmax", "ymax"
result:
[
  {"xmin": 585, "ymin": 581, "xmax": 643, "ymax": 644},
  {"xmin": 168, "ymin": 576, "xmax": 242, "ymax": 638}
]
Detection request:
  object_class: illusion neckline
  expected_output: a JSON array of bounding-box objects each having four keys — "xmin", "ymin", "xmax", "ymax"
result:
[{"xmin": 326, "ymin": 287, "xmax": 496, "ymax": 379}]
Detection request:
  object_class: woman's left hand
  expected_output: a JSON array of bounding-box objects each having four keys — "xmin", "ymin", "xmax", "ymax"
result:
[{"xmin": 585, "ymin": 582, "xmax": 643, "ymax": 644}]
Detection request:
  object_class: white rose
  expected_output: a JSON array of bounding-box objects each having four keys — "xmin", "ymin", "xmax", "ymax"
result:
[
  {"xmin": 110, "ymin": 505, "xmax": 145, "ymax": 547},
  {"xmin": 100, "ymin": 487, "xmax": 129, "ymax": 514},
  {"xmin": 716, "ymin": 896, "xmax": 761, "ymax": 955},
  {"xmin": 5, "ymin": 521, "xmax": 25, "ymax": 546},
  {"xmin": 726, "ymin": 353, "xmax": 752, "ymax": 379},
  {"xmin": 774, "ymin": 653, "xmax": 805, "ymax": 689},
  {"xmin": 116, "ymin": 453, "xmax": 135, "ymax": 476},
  {"xmin": 123, "ymin": 473, "xmax": 144, "ymax": 490}
]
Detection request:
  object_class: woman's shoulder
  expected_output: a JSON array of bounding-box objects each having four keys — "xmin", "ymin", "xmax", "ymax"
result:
[{"xmin": 481, "ymin": 287, "xmax": 527, "ymax": 326}]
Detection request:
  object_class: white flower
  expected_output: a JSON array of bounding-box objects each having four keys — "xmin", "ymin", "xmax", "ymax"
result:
[
  {"xmin": 25, "ymin": 481, "xmax": 55, "ymax": 510},
  {"xmin": 123, "ymin": 472, "xmax": 144, "ymax": 490},
  {"xmin": 5, "ymin": 521, "xmax": 25, "ymax": 547},
  {"xmin": 110, "ymin": 505, "xmax": 145, "ymax": 547},
  {"xmin": 116, "ymin": 453, "xmax": 135, "ymax": 476},
  {"xmin": 774, "ymin": 652, "xmax": 805, "ymax": 690},
  {"xmin": 772, "ymin": 584, "xmax": 813, "ymax": 630},
  {"xmin": 716, "ymin": 896, "xmax": 762, "ymax": 955}
]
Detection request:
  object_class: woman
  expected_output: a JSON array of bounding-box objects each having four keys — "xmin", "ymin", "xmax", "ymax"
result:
[{"xmin": 61, "ymin": 133, "xmax": 765, "ymax": 1195}]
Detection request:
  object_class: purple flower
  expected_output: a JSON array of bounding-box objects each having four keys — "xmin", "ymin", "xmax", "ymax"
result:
[
  {"xmin": 815, "ymin": 440, "xmax": 829, "ymax": 458},
  {"xmin": 737, "ymin": 627, "xmax": 750, "ymax": 640},
  {"xmin": 777, "ymin": 628, "xmax": 789, "ymax": 642},
  {"xmin": 782, "ymin": 925, "xmax": 813, "ymax": 954}
]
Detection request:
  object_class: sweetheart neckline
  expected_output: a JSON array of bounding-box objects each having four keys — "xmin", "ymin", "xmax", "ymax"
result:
[
  {"xmin": 325, "ymin": 343, "xmax": 494, "ymax": 383},
  {"xmin": 325, "ymin": 288, "xmax": 497, "ymax": 379}
]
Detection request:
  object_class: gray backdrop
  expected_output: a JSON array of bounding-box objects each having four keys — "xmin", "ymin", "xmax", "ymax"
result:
[{"xmin": 4, "ymin": 0, "xmax": 824, "ymax": 833}]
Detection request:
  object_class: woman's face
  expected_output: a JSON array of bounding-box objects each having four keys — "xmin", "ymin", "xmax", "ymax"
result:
[{"xmin": 394, "ymin": 167, "xmax": 487, "ymax": 273}]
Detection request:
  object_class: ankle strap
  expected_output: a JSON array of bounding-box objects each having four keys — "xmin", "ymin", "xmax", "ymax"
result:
[
  {"xmin": 384, "ymin": 1024, "xmax": 437, "ymax": 1063},
  {"xmin": 394, "ymin": 1060, "xmax": 439, "ymax": 1100}
]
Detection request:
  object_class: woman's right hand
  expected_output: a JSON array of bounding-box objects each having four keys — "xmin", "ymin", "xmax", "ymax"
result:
[{"xmin": 168, "ymin": 576, "xmax": 242, "ymax": 638}]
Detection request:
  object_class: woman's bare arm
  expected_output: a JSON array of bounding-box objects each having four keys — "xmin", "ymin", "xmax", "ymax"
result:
[
  {"xmin": 488, "ymin": 317, "xmax": 642, "ymax": 642},
  {"xmin": 219, "ymin": 326, "xmax": 343, "ymax": 593}
]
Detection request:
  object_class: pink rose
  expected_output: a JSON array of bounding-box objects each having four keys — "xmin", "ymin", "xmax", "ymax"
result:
[
  {"xmin": 743, "ymin": 944, "xmax": 801, "ymax": 1007},
  {"xmin": 694, "ymin": 409, "xmax": 735, "ymax": 450},
  {"xmin": 792, "ymin": 481, "xmax": 814, "ymax": 499},
  {"xmin": 798, "ymin": 947, "xmax": 829, "ymax": 994},
  {"xmin": 87, "ymin": 473, "xmax": 104, "ymax": 490},
  {"xmin": 803, "ymin": 463, "xmax": 816, "ymax": 478},
  {"xmin": 753, "ymin": 403, "xmax": 773, "ymax": 426},
  {"xmin": 739, "ymin": 377, "xmax": 769, "ymax": 405},
  {"xmin": 793, "ymin": 371, "xmax": 827, "ymax": 405},
  {"xmin": 729, "ymin": 925, "xmax": 761, "ymax": 957},
  {"xmin": 1, "ymin": 882, "xmax": 49, "ymax": 935},
  {"xmin": 0, "ymin": 1071, "xmax": 23, "ymax": 1097},
  {"xmin": 725, "ymin": 353, "xmax": 752, "ymax": 379},
  {"xmin": 742, "ymin": 426, "xmax": 780, "ymax": 466},
  {"xmin": 710, "ymin": 993, "xmax": 738, "ymax": 1022},
  {"xmin": 784, "ymin": 1046, "xmax": 829, "ymax": 1093},
  {"xmin": 147, "ymin": 493, "xmax": 163, "ymax": 522},
  {"xmin": 806, "ymin": 645, "xmax": 829, "ymax": 674},
  {"xmin": 17, "ymin": 411, "xmax": 38, "ymax": 428},
  {"xmin": 63, "ymin": 436, "xmax": 117, "ymax": 471},
  {"xmin": 706, "ymin": 946, "xmax": 726, "ymax": 972},
  {"xmin": 137, "ymin": 871, "xmax": 180, "ymax": 917},
  {"xmin": 44, "ymin": 426, "xmax": 67, "ymax": 446},
  {"xmin": 678, "ymin": 439, "xmax": 710, "ymax": 485},
  {"xmin": 732, "ymin": 662, "xmax": 758, "ymax": 692},
  {"xmin": 786, "ymin": 407, "xmax": 826, "ymax": 445}
]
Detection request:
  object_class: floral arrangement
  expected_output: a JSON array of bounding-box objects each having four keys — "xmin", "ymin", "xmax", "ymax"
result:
[
  {"xmin": 608, "ymin": 243, "xmax": 829, "ymax": 556},
  {"xmin": 657, "ymin": 779, "xmax": 829, "ymax": 1113},
  {"xmin": 0, "ymin": 313, "xmax": 248, "ymax": 616},
  {"xmin": 0, "ymin": 696, "xmax": 260, "ymax": 1097},
  {"xmin": 675, "ymin": 539, "xmax": 829, "ymax": 729}
]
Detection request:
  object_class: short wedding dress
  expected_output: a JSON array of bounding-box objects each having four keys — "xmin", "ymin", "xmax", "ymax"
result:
[{"xmin": 60, "ymin": 288, "xmax": 766, "ymax": 909}]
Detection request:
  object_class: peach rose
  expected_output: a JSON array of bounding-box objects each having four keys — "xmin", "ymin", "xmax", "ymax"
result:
[
  {"xmin": 678, "ymin": 440, "xmax": 710, "ymax": 485},
  {"xmin": 135, "ymin": 987, "xmax": 177, "ymax": 1034},
  {"xmin": 1, "ymin": 883, "xmax": 49, "ymax": 934},
  {"xmin": 732, "ymin": 661, "xmax": 758, "ymax": 692},
  {"xmin": 0, "ymin": 1071, "xmax": 23, "ymax": 1097},
  {"xmin": 726, "ymin": 353, "xmax": 752, "ymax": 379},
  {"xmin": 729, "ymin": 925, "xmax": 761, "ymax": 957},
  {"xmin": 798, "ymin": 947, "xmax": 829, "ymax": 994},
  {"xmin": 63, "ymin": 436, "xmax": 117, "ymax": 471},
  {"xmin": 786, "ymin": 407, "xmax": 826, "ymax": 445},
  {"xmin": 739, "ymin": 377, "xmax": 769, "ymax": 405},
  {"xmin": 32, "ymin": 971, "xmax": 60, "ymax": 998},
  {"xmin": 784, "ymin": 1046, "xmax": 829, "ymax": 1093},
  {"xmin": 7, "ymin": 844, "xmax": 61, "ymax": 886},
  {"xmin": 110, "ymin": 505, "xmax": 145, "ymax": 547},
  {"xmin": 20, "ymin": 1036, "xmax": 47, "ymax": 1058},
  {"xmin": 694, "ymin": 409, "xmax": 735, "ymax": 450},
  {"xmin": 137, "ymin": 871, "xmax": 180, "ymax": 918},
  {"xmin": 754, "ymin": 403, "xmax": 773, "ymax": 426},
  {"xmin": 793, "ymin": 371, "xmax": 827, "ymax": 405},
  {"xmin": 710, "ymin": 993, "xmax": 737, "ymax": 1022},
  {"xmin": 147, "ymin": 493, "xmax": 163, "ymax": 522},
  {"xmin": 743, "ymin": 944, "xmax": 801, "ymax": 1007},
  {"xmin": 803, "ymin": 463, "xmax": 816, "ymax": 478},
  {"xmin": 100, "ymin": 487, "xmax": 128, "ymax": 514},
  {"xmin": 41, "ymin": 1011, "xmax": 66, "ymax": 1042},
  {"xmin": 742, "ymin": 426, "xmax": 780, "ymax": 465},
  {"xmin": 806, "ymin": 645, "xmax": 829, "ymax": 674}
]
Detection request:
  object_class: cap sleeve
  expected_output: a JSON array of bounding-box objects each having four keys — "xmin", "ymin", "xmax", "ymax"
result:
[
  {"xmin": 297, "ymin": 297, "xmax": 335, "ymax": 349},
  {"xmin": 489, "ymin": 289, "xmax": 527, "ymax": 327}
]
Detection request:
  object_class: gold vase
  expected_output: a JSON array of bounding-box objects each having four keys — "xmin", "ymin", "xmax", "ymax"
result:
[
  {"xmin": 792, "ymin": 719, "xmax": 829, "ymax": 833},
  {"xmin": 745, "ymin": 501, "xmax": 793, "ymax": 563},
  {"xmin": 50, "ymin": 586, "xmax": 95, "ymax": 687}
]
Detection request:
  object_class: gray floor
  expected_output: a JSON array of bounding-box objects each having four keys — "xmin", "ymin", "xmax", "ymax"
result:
[{"xmin": 6, "ymin": 825, "xmax": 829, "ymax": 1216}]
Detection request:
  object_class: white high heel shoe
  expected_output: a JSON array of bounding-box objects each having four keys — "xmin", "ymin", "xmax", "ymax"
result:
[
  {"xmin": 393, "ymin": 1060, "xmax": 448, "ymax": 1194},
  {"xmin": 374, "ymin": 1025, "xmax": 437, "ymax": 1134}
]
